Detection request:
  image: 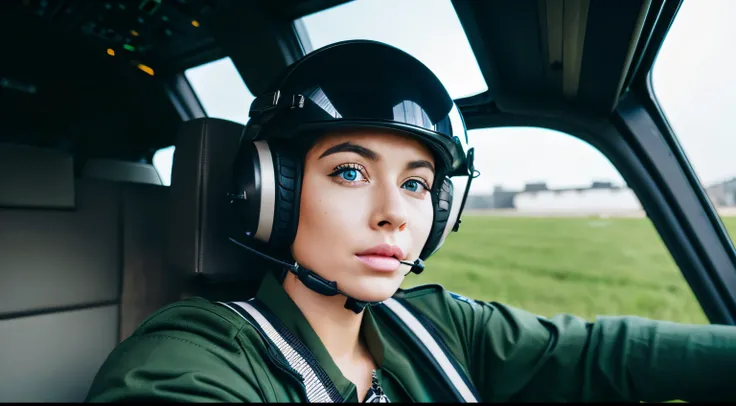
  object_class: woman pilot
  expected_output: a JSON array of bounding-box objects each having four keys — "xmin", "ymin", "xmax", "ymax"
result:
[{"xmin": 86, "ymin": 40, "xmax": 736, "ymax": 403}]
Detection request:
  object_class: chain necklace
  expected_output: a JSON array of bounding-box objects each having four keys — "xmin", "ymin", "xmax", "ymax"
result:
[{"xmin": 363, "ymin": 369, "xmax": 390, "ymax": 403}]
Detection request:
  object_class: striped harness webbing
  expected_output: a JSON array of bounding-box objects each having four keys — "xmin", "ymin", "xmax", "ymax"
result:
[
  {"xmin": 219, "ymin": 297, "xmax": 479, "ymax": 403},
  {"xmin": 379, "ymin": 298, "xmax": 478, "ymax": 402},
  {"xmin": 218, "ymin": 299, "xmax": 344, "ymax": 403}
]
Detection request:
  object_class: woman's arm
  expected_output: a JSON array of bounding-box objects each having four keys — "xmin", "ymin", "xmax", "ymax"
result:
[
  {"xmin": 447, "ymin": 296, "xmax": 736, "ymax": 402},
  {"xmin": 85, "ymin": 334, "xmax": 263, "ymax": 402},
  {"xmin": 84, "ymin": 299, "xmax": 272, "ymax": 403}
]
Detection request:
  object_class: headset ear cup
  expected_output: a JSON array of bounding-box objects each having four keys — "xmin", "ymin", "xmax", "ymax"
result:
[
  {"xmin": 269, "ymin": 145, "xmax": 302, "ymax": 251},
  {"xmin": 420, "ymin": 177, "xmax": 454, "ymax": 259},
  {"xmin": 230, "ymin": 140, "xmax": 262, "ymax": 240}
]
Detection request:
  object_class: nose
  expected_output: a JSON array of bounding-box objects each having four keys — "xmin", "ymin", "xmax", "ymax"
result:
[{"xmin": 370, "ymin": 182, "xmax": 409, "ymax": 232}]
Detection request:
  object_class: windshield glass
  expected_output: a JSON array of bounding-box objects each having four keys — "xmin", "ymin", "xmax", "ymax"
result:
[
  {"xmin": 294, "ymin": 0, "xmax": 487, "ymax": 99},
  {"xmin": 651, "ymin": 0, "xmax": 736, "ymax": 244}
]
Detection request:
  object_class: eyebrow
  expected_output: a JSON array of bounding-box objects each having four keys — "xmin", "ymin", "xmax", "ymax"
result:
[
  {"xmin": 319, "ymin": 142, "xmax": 378, "ymax": 161},
  {"xmin": 407, "ymin": 160, "xmax": 435, "ymax": 174},
  {"xmin": 318, "ymin": 141, "xmax": 435, "ymax": 173}
]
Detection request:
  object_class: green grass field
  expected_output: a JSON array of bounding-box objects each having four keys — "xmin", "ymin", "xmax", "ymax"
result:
[{"xmin": 402, "ymin": 215, "xmax": 736, "ymax": 324}]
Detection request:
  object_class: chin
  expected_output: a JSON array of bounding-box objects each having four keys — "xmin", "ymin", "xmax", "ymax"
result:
[{"xmin": 340, "ymin": 275, "xmax": 404, "ymax": 303}]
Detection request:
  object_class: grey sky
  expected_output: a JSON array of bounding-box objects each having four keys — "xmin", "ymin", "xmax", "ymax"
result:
[
  {"xmin": 652, "ymin": 0, "xmax": 736, "ymax": 187},
  {"xmin": 155, "ymin": 0, "xmax": 730, "ymax": 198}
]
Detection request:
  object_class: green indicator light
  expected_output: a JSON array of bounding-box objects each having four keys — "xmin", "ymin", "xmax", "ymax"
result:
[{"xmin": 123, "ymin": 44, "xmax": 136, "ymax": 51}]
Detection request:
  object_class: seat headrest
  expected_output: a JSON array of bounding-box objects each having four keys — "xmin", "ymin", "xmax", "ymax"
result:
[
  {"xmin": 167, "ymin": 118, "xmax": 269, "ymax": 290},
  {"xmin": 0, "ymin": 143, "xmax": 74, "ymax": 209},
  {"xmin": 82, "ymin": 159, "xmax": 163, "ymax": 185}
]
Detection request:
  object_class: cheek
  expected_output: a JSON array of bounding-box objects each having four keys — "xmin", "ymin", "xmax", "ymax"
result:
[
  {"xmin": 410, "ymin": 198, "xmax": 435, "ymax": 252},
  {"xmin": 291, "ymin": 175, "xmax": 367, "ymax": 266}
]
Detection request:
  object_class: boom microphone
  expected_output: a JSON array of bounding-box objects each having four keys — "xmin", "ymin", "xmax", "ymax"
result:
[
  {"xmin": 228, "ymin": 237, "xmax": 425, "ymax": 313},
  {"xmin": 405, "ymin": 257, "xmax": 425, "ymax": 275}
]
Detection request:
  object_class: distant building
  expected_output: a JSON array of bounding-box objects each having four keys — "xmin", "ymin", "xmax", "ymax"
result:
[
  {"xmin": 490, "ymin": 186, "xmax": 517, "ymax": 209},
  {"xmin": 523, "ymin": 182, "xmax": 549, "ymax": 192},
  {"xmin": 465, "ymin": 181, "xmax": 642, "ymax": 212},
  {"xmin": 514, "ymin": 185, "xmax": 641, "ymax": 212},
  {"xmin": 464, "ymin": 178, "xmax": 736, "ymax": 212},
  {"xmin": 706, "ymin": 178, "xmax": 736, "ymax": 207},
  {"xmin": 463, "ymin": 195, "xmax": 495, "ymax": 209}
]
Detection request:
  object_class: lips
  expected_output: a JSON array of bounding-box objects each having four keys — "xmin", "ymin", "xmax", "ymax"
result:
[
  {"xmin": 357, "ymin": 244, "xmax": 406, "ymax": 260},
  {"xmin": 355, "ymin": 244, "xmax": 406, "ymax": 272}
]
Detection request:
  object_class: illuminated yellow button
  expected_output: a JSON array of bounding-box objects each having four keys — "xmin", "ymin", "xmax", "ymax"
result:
[
  {"xmin": 107, "ymin": 48, "xmax": 115, "ymax": 56},
  {"xmin": 191, "ymin": 20, "xmax": 200, "ymax": 27},
  {"xmin": 137, "ymin": 64, "xmax": 155, "ymax": 76}
]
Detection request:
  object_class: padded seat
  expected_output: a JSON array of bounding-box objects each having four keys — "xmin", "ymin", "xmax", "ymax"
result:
[
  {"xmin": 79, "ymin": 157, "xmax": 174, "ymax": 340},
  {"xmin": 118, "ymin": 182, "xmax": 174, "ymax": 341},
  {"xmin": 166, "ymin": 118, "xmax": 272, "ymax": 301}
]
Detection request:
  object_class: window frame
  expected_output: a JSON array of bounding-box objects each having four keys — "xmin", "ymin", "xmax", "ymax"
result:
[
  {"xmin": 152, "ymin": 56, "xmax": 256, "ymax": 185},
  {"xmin": 464, "ymin": 93, "xmax": 736, "ymax": 325}
]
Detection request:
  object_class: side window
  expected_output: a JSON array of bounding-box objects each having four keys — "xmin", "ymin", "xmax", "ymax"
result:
[
  {"xmin": 651, "ymin": 1, "xmax": 736, "ymax": 249},
  {"xmin": 152, "ymin": 145, "xmax": 175, "ymax": 186},
  {"xmin": 152, "ymin": 57, "xmax": 255, "ymax": 186},
  {"xmin": 404, "ymin": 127, "xmax": 708, "ymax": 324}
]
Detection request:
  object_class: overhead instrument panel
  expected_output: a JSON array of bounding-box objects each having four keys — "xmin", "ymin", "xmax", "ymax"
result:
[{"xmin": 6, "ymin": 0, "xmax": 218, "ymax": 77}]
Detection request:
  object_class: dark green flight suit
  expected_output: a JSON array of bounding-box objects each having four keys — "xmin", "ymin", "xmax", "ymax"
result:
[{"xmin": 86, "ymin": 271, "xmax": 736, "ymax": 402}]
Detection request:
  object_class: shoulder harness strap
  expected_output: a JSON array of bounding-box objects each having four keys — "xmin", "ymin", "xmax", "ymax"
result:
[
  {"xmin": 379, "ymin": 297, "xmax": 479, "ymax": 403},
  {"xmin": 218, "ymin": 299, "xmax": 345, "ymax": 403},
  {"xmin": 219, "ymin": 297, "xmax": 479, "ymax": 403}
]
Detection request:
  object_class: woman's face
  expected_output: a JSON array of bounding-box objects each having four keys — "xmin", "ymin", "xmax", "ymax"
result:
[{"xmin": 290, "ymin": 129, "xmax": 436, "ymax": 303}]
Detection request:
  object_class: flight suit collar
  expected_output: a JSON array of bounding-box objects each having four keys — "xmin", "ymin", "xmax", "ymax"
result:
[{"xmin": 254, "ymin": 271, "xmax": 388, "ymax": 400}]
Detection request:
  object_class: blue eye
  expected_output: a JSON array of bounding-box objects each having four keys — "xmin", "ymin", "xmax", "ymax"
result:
[
  {"xmin": 341, "ymin": 168, "xmax": 359, "ymax": 181},
  {"xmin": 330, "ymin": 166, "xmax": 367, "ymax": 183},
  {"xmin": 403, "ymin": 179, "xmax": 426, "ymax": 192}
]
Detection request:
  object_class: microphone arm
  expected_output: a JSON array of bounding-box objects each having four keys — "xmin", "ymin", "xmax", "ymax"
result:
[{"xmin": 228, "ymin": 237, "xmax": 424, "ymax": 313}]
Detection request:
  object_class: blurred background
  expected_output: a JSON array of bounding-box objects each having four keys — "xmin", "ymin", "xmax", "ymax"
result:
[{"xmin": 151, "ymin": 0, "xmax": 736, "ymax": 324}]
